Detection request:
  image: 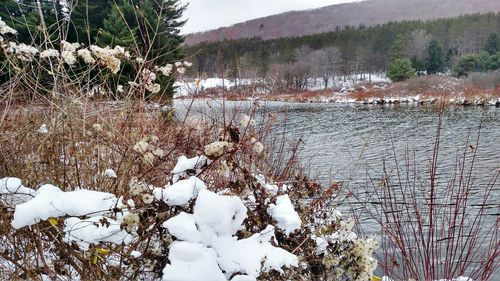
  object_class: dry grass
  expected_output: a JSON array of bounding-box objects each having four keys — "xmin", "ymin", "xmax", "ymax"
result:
[{"xmin": 349, "ymin": 110, "xmax": 499, "ymax": 280}]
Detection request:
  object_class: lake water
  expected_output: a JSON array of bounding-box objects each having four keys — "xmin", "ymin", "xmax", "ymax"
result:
[{"xmin": 174, "ymin": 99, "xmax": 500, "ymax": 279}]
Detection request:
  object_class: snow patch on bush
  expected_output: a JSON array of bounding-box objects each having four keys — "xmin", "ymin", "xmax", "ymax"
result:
[
  {"xmin": 0, "ymin": 177, "xmax": 36, "ymax": 207},
  {"xmin": 267, "ymin": 194, "xmax": 301, "ymax": 235},
  {"xmin": 163, "ymin": 189, "xmax": 298, "ymax": 280},
  {"xmin": 11, "ymin": 184, "xmax": 118, "ymax": 229},
  {"xmin": 171, "ymin": 155, "xmax": 208, "ymax": 183},
  {"xmin": 153, "ymin": 176, "xmax": 206, "ymax": 206},
  {"xmin": 64, "ymin": 216, "xmax": 133, "ymax": 250}
]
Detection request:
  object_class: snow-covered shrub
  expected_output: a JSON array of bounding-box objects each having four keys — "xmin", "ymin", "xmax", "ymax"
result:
[
  {"xmin": 0, "ymin": 18, "xmax": 381, "ymax": 281},
  {"xmin": 0, "ymin": 99, "xmax": 383, "ymax": 280}
]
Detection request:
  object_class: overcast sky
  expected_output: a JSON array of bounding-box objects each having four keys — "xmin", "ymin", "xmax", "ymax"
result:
[{"xmin": 180, "ymin": 0, "xmax": 360, "ymax": 34}]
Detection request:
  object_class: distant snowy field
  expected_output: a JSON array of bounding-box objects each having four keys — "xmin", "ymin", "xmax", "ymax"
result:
[{"xmin": 174, "ymin": 74, "xmax": 390, "ymax": 97}]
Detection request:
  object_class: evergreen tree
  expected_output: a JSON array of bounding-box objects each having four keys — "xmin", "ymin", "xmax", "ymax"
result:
[
  {"xmin": 388, "ymin": 34, "xmax": 407, "ymax": 63},
  {"xmin": 426, "ymin": 39, "xmax": 445, "ymax": 74},
  {"xmin": 484, "ymin": 32, "xmax": 499, "ymax": 55},
  {"xmin": 134, "ymin": 0, "xmax": 187, "ymax": 64},
  {"xmin": 97, "ymin": 0, "xmax": 138, "ymax": 47},
  {"xmin": 133, "ymin": 0, "xmax": 187, "ymax": 98},
  {"xmin": 227, "ymin": 55, "xmax": 240, "ymax": 85},
  {"xmin": 256, "ymin": 49, "xmax": 271, "ymax": 80},
  {"xmin": 0, "ymin": 0, "xmax": 59, "ymax": 43},
  {"xmin": 68, "ymin": 0, "xmax": 111, "ymax": 43},
  {"xmin": 410, "ymin": 56, "xmax": 426, "ymax": 76},
  {"xmin": 215, "ymin": 50, "xmax": 225, "ymax": 78},
  {"xmin": 388, "ymin": 58, "xmax": 415, "ymax": 82},
  {"xmin": 454, "ymin": 54, "xmax": 481, "ymax": 77}
]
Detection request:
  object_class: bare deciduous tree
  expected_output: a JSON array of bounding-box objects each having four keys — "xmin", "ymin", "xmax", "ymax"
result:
[
  {"xmin": 407, "ymin": 29, "xmax": 432, "ymax": 61},
  {"xmin": 310, "ymin": 47, "xmax": 342, "ymax": 89}
]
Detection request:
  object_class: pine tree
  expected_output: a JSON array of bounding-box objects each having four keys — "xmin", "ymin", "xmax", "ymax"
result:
[
  {"xmin": 227, "ymin": 55, "xmax": 240, "ymax": 85},
  {"xmin": 389, "ymin": 34, "xmax": 407, "ymax": 63},
  {"xmin": 426, "ymin": 39, "xmax": 445, "ymax": 74},
  {"xmin": 257, "ymin": 49, "xmax": 271, "ymax": 80},
  {"xmin": 135, "ymin": 0, "xmax": 187, "ymax": 64},
  {"xmin": 97, "ymin": 0, "xmax": 138, "ymax": 47},
  {"xmin": 68, "ymin": 0, "xmax": 111, "ymax": 43},
  {"xmin": 484, "ymin": 33, "xmax": 499, "ymax": 55},
  {"xmin": 132, "ymin": 0, "xmax": 187, "ymax": 98},
  {"xmin": 410, "ymin": 56, "xmax": 426, "ymax": 76},
  {"xmin": 388, "ymin": 58, "xmax": 415, "ymax": 82}
]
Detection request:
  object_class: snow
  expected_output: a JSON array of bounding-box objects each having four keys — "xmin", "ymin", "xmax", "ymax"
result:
[
  {"xmin": 212, "ymin": 225, "xmax": 298, "ymax": 277},
  {"xmin": 171, "ymin": 155, "xmax": 208, "ymax": 183},
  {"xmin": 3, "ymin": 157, "xmax": 300, "ymax": 280},
  {"xmin": 313, "ymin": 236, "xmax": 328, "ymax": 255},
  {"xmin": 162, "ymin": 189, "xmax": 299, "ymax": 280},
  {"xmin": 174, "ymin": 75, "xmax": 390, "ymax": 98},
  {"xmin": 103, "ymin": 168, "xmax": 117, "ymax": 178},
  {"xmin": 162, "ymin": 212, "xmax": 202, "ymax": 243},
  {"xmin": 153, "ymin": 176, "xmax": 206, "ymax": 206},
  {"xmin": 194, "ymin": 189, "xmax": 247, "ymax": 240},
  {"xmin": 37, "ymin": 124, "xmax": 48, "ymax": 134},
  {"xmin": 64, "ymin": 216, "xmax": 134, "ymax": 250},
  {"xmin": 231, "ymin": 276, "xmax": 256, "ymax": 281},
  {"xmin": 0, "ymin": 177, "xmax": 36, "ymax": 207},
  {"xmin": 130, "ymin": 250, "xmax": 142, "ymax": 258},
  {"xmin": 267, "ymin": 195, "xmax": 301, "ymax": 236},
  {"xmin": 174, "ymin": 78, "xmax": 234, "ymax": 97},
  {"xmin": 254, "ymin": 174, "xmax": 279, "ymax": 195},
  {"xmin": 163, "ymin": 241, "xmax": 226, "ymax": 281},
  {"xmin": 12, "ymin": 185, "xmax": 118, "ymax": 229}
]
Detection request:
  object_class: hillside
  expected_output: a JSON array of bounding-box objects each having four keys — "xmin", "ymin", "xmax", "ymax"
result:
[{"xmin": 185, "ymin": 0, "xmax": 500, "ymax": 45}]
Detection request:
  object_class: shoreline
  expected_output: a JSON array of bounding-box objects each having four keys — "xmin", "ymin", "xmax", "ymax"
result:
[{"xmin": 176, "ymin": 76, "xmax": 500, "ymax": 107}]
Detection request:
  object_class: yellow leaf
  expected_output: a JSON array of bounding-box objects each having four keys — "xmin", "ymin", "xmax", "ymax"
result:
[
  {"xmin": 48, "ymin": 217, "xmax": 58, "ymax": 226},
  {"xmin": 92, "ymin": 255, "xmax": 98, "ymax": 264},
  {"xmin": 97, "ymin": 248, "xmax": 110, "ymax": 255},
  {"xmin": 372, "ymin": 276, "xmax": 382, "ymax": 281}
]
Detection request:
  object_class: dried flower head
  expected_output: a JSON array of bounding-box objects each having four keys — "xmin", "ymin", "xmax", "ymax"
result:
[
  {"xmin": 133, "ymin": 140, "xmax": 149, "ymax": 154},
  {"xmin": 239, "ymin": 114, "xmax": 255, "ymax": 127},
  {"xmin": 142, "ymin": 194, "xmax": 154, "ymax": 204},
  {"xmin": 123, "ymin": 213, "xmax": 140, "ymax": 226},
  {"xmin": 204, "ymin": 141, "xmax": 234, "ymax": 157},
  {"xmin": 253, "ymin": 141, "xmax": 264, "ymax": 154}
]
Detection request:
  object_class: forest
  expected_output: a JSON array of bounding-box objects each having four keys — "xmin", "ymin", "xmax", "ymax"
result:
[{"xmin": 185, "ymin": 13, "xmax": 500, "ymax": 89}]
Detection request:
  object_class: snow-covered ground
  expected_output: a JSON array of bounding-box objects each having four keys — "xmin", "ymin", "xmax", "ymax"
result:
[{"xmin": 174, "ymin": 74, "xmax": 389, "ymax": 97}]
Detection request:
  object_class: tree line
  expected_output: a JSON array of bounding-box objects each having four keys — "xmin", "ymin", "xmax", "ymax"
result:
[{"xmin": 185, "ymin": 12, "xmax": 500, "ymax": 89}]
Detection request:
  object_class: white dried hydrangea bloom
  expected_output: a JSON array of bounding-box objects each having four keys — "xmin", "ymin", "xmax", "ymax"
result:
[
  {"xmin": 0, "ymin": 18, "xmax": 17, "ymax": 35},
  {"xmin": 77, "ymin": 48, "xmax": 95, "ymax": 64},
  {"xmin": 61, "ymin": 40, "xmax": 80, "ymax": 53},
  {"xmin": 177, "ymin": 67, "xmax": 186, "ymax": 74},
  {"xmin": 14, "ymin": 43, "xmax": 39, "ymax": 62},
  {"xmin": 61, "ymin": 50, "xmax": 77, "ymax": 66},
  {"xmin": 40, "ymin": 49, "xmax": 59, "ymax": 59},
  {"xmin": 146, "ymin": 83, "xmax": 161, "ymax": 94},
  {"xmin": 253, "ymin": 141, "xmax": 264, "ymax": 154},
  {"xmin": 204, "ymin": 141, "xmax": 234, "ymax": 157},
  {"xmin": 89, "ymin": 45, "xmax": 122, "ymax": 73},
  {"xmin": 158, "ymin": 64, "xmax": 173, "ymax": 76},
  {"xmin": 134, "ymin": 139, "xmax": 149, "ymax": 154},
  {"xmin": 143, "ymin": 152, "xmax": 156, "ymax": 165}
]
